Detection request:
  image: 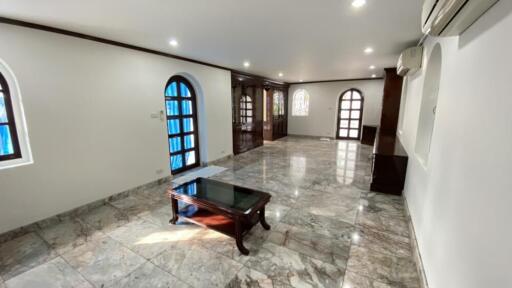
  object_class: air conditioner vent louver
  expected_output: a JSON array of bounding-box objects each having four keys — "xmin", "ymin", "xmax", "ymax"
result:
[{"xmin": 422, "ymin": 0, "xmax": 499, "ymax": 37}]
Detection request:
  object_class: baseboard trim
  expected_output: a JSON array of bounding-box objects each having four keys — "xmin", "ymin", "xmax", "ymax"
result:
[
  {"xmin": 404, "ymin": 198, "xmax": 430, "ymax": 288},
  {"xmin": 0, "ymin": 176, "xmax": 172, "ymax": 244}
]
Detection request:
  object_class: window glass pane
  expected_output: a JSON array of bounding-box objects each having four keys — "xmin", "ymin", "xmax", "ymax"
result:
[
  {"xmin": 339, "ymin": 129, "xmax": 348, "ymax": 137},
  {"xmin": 350, "ymin": 121, "xmax": 359, "ymax": 129},
  {"xmin": 168, "ymin": 119, "xmax": 180, "ymax": 135},
  {"xmin": 341, "ymin": 101, "xmax": 350, "ymax": 109},
  {"xmin": 0, "ymin": 125, "xmax": 14, "ymax": 156},
  {"xmin": 182, "ymin": 100, "xmax": 192, "ymax": 115},
  {"xmin": 340, "ymin": 110, "xmax": 350, "ymax": 119},
  {"xmin": 166, "ymin": 100, "xmax": 179, "ymax": 116},
  {"xmin": 247, "ymin": 117, "xmax": 253, "ymax": 123},
  {"xmin": 0, "ymin": 93, "xmax": 7, "ymax": 122},
  {"xmin": 169, "ymin": 137, "xmax": 182, "ymax": 153},
  {"xmin": 349, "ymin": 129, "xmax": 358, "ymax": 138},
  {"xmin": 184, "ymin": 134, "xmax": 195, "ymax": 149},
  {"xmin": 183, "ymin": 118, "xmax": 194, "ymax": 133},
  {"xmin": 247, "ymin": 110, "xmax": 253, "ymax": 117},
  {"xmin": 351, "ymin": 110, "xmax": 361, "ymax": 119},
  {"xmin": 165, "ymin": 82, "xmax": 178, "ymax": 97},
  {"xmin": 185, "ymin": 151, "xmax": 196, "ymax": 166},
  {"xmin": 352, "ymin": 91, "xmax": 361, "ymax": 100},
  {"xmin": 340, "ymin": 120, "xmax": 349, "ymax": 128},
  {"xmin": 247, "ymin": 103, "xmax": 252, "ymax": 109},
  {"xmin": 171, "ymin": 154, "xmax": 183, "ymax": 170},
  {"xmin": 180, "ymin": 83, "xmax": 191, "ymax": 97},
  {"xmin": 352, "ymin": 101, "xmax": 361, "ymax": 109},
  {"xmin": 342, "ymin": 92, "xmax": 351, "ymax": 100}
]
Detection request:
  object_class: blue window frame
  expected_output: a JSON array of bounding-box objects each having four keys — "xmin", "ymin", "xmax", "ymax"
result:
[
  {"xmin": 0, "ymin": 72, "xmax": 21, "ymax": 161},
  {"xmin": 164, "ymin": 76, "xmax": 200, "ymax": 174}
]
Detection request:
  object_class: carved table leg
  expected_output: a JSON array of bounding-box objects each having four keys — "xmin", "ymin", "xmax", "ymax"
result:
[
  {"xmin": 235, "ymin": 217, "xmax": 250, "ymax": 255},
  {"xmin": 169, "ymin": 197, "xmax": 179, "ymax": 225},
  {"xmin": 259, "ymin": 207, "xmax": 271, "ymax": 230}
]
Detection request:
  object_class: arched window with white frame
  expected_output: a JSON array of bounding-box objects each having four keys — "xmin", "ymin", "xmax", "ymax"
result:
[{"xmin": 292, "ymin": 89, "xmax": 310, "ymax": 116}]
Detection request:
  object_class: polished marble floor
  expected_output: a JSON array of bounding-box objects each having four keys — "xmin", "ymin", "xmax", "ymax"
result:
[{"xmin": 0, "ymin": 137, "xmax": 420, "ymax": 288}]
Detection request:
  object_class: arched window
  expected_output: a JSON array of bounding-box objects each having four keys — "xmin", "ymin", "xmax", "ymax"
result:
[
  {"xmin": 292, "ymin": 89, "xmax": 310, "ymax": 116},
  {"xmin": 165, "ymin": 76, "xmax": 200, "ymax": 174},
  {"xmin": 0, "ymin": 71, "xmax": 21, "ymax": 161},
  {"xmin": 336, "ymin": 89, "xmax": 364, "ymax": 140},
  {"xmin": 240, "ymin": 95, "xmax": 253, "ymax": 124}
]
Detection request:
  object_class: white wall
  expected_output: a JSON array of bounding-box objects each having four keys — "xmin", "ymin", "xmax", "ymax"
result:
[
  {"xmin": 0, "ymin": 24, "xmax": 233, "ymax": 234},
  {"xmin": 399, "ymin": 1, "xmax": 512, "ymax": 287},
  {"xmin": 288, "ymin": 80, "xmax": 384, "ymax": 138}
]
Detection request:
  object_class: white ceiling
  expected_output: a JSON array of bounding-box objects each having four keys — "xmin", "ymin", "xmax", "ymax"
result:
[{"xmin": 0, "ymin": 0, "xmax": 423, "ymax": 82}]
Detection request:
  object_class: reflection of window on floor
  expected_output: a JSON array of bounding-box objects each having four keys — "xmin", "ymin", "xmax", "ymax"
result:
[
  {"xmin": 290, "ymin": 155, "xmax": 307, "ymax": 180},
  {"xmin": 336, "ymin": 142, "xmax": 358, "ymax": 184}
]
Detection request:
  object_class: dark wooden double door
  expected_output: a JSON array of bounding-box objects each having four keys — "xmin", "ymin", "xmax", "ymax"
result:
[{"xmin": 232, "ymin": 73, "xmax": 288, "ymax": 155}]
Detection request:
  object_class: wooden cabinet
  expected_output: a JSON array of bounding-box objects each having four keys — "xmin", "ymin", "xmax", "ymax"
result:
[
  {"xmin": 370, "ymin": 133, "xmax": 408, "ymax": 195},
  {"xmin": 232, "ymin": 73, "xmax": 288, "ymax": 155},
  {"xmin": 370, "ymin": 68, "xmax": 408, "ymax": 195}
]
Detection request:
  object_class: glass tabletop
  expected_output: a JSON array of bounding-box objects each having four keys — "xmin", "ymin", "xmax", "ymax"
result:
[{"xmin": 171, "ymin": 177, "xmax": 268, "ymax": 213}]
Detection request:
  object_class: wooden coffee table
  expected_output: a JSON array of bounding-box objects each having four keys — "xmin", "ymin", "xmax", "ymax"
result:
[{"xmin": 167, "ymin": 177, "xmax": 271, "ymax": 255}]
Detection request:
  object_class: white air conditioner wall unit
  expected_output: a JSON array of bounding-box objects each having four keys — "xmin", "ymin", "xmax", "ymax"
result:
[
  {"xmin": 422, "ymin": 0, "xmax": 499, "ymax": 37},
  {"xmin": 397, "ymin": 47, "xmax": 423, "ymax": 76}
]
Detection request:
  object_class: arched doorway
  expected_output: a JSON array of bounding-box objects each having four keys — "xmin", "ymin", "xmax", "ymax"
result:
[
  {"xmin": 336, "ymin": 89, "xmax": 364, "ymax": 140},
  {"xmin": 164, "ymin": 76, "xmax": 200, "ymax": 174}
]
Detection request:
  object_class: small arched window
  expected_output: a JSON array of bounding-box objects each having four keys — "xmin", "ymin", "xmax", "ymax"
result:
[
  {"xmin": 0, "ymin": 71, "xmax": 21, "ymax": 161},
  {"xmin": 165, "ymin": 76, "xmax": 200, "ymax": 174},
  {"xmin": 336, "ymin": 89, "xmax": 364, "ymax": 140},
  {"xmin": 240, "ymin": 95, "xmax": 253, "ymax": 124},
  {"xmin": 292, "ymin": 89, "xmax": 310, "ymax": 116}
]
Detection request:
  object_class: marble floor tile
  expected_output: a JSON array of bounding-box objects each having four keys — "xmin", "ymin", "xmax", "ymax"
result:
[
  {"xmin": 282, "ymin": 209, "xmax": 354, "ymax": 241},
  {"xmin": 342, "ymin": 270, "xmax": 393, "ymax": 288},
  {"xmin": 61, "ymin": 234, "xmax": 146, "ymax": 287},
  {"xmin": 227, "ymin": 267, "xmax": 293, "ymax": 288},
  {"xmin": 151, "ymin": 242, "xmax": 243, "ymax": 288},
  {"xmin": 356, "ymin": 210, "xmax": 410, "ymax": 238},
  {"xmin": 0, "ymin": 136, "xmax": 421, "ymax": 288},
  {"xmin": 107, "ymin": 218, "xmax": 201, "ymax": 260},
  {"xmin": 108, "ymin": 261, "xmax": 189, "ymax": 288},
  {"xmin": 244, "ymin": 242, "xmax": 344, "ymax": 288},
  {"xmin": 0, "ymin": 233, "xmax": 57, "ymax": 280},
  {"xmin": 37, "ymin": 218, "xmax": 99, "ymax": 255},
  {"xmin": 267, "ymin": 223, "xmax": 351, "ymax": 268},
  {"xmin": 352, "ymin": 226, "xmax": 411, "ymax": 258},
  {"xmin": 79, "ymin": 204, "xmax": 130, "ymax": 233},
  {"xmin": 194, "ymin": 225, "xmax": 269, "ymax": 263},
  {"xmin": 294, "ymin": 190, "xmax": 360, "ymax": 224},
  {"xmin": 109, "ymin": 195, "xmax": 156, "ymax": 218},
  {"xmin": 4, "ymin": 257, "xmax": 93, "ymax": 288},
  {"xmin": 346, "ymin": 246, "xmax": 420, "ymax": 288}
]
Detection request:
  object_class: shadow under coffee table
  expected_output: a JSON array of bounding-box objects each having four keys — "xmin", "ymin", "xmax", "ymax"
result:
[{"xmin": 167, "ymin": 177, "xmax": 271, "ymax": 255}]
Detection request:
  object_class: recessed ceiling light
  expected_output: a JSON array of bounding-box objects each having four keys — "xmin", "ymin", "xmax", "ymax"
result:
[
  {"xmin": 278, "ymin": 72, "xmax": 284, "ymax": 77},
  {"xmin": 243, "ymin": 61, "xmax": 250, "ymax": 68},
  {"xmin": 169, "ymin": 39, "xmax": 178, "ymax": 47},
  {"xmin": 371, "ymin": 74, "xmax": 377, "ymax": 78},
  {"xmin": 352, "ymin": 0, "xmax": 366, "ymax": 8},
  {"xmin": 364, "ymin": 47, "xmax": 374, "ymax": 54},
  {"xmin": 369, "ymin": 65, "xmax": 376, "ymax": 70},
  {"xmin": 299, "ymin": 80, "xmax": 304, "ymax": 82}
]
